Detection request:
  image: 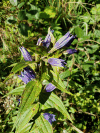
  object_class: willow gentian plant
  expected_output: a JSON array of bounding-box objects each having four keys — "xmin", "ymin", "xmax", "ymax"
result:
[{"xmin": 8, "ymin": 27, "xmax": 77, "ymax": 132}]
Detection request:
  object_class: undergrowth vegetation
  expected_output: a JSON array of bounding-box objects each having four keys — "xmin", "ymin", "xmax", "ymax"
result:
[{"xmin": 0, "ymin": 0, "xmax": 100, "ymax": 133}]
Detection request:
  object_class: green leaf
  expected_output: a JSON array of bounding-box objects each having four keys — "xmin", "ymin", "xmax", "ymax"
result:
[
  {"xmin": 3, "ymin": 73, "xmax": 14, "ymax": 83},
  {"xmin": 12, "ymin": 80, "xmax": 42, "ymax": 131},
  {"xmin": 79, "ymin": 35, "xmax": 90, "ymax": 42},
  {"xmin": 17, "ymin": 2, "xmax": 25, "ymax": 9},
  {"xmin": 19, "ymin": 123, "xmax": 32, "ymax": 133},
  {"xmin": 16, "ymin": 103, "xmax": 39, "ymax": 132},
  {"xmin": 6, "ymin": 16, "xmax": 17, "ymax": 24},
  {"xmin": 11, "ymin": 62, "xmax": 28, "ymax": 73},
  {"xmin": 94, "ymin": 30, "xmax": 100, "ymax": 38},
  {"xmin": 20, "ymin": 80, "xmax": 42, "ymax": 114},
  {"xmin": 82, "ymin": 64, "xmax": 93, "ymax": 71},
  {"xmin": 40, "ymin": 93, "xmax": 73, "ymax": 122},
  {"xmin": 9, "ymin": 0, "xmax": 17, "ymax": 6},
  {"xmin": 0, "ymin": 91, "xmax": 3, "ymax": 95},
  {"xmin": 69, "ymin": 107, "xmax": 76, "ymax": 113},
  {"xmin": 30, "ymin": 128, "xmax": 40, "ymax": 133},
  {"xmin": 59, "ymin": 70, "xmax": 71, "ymax": 79},
  {"xmin": 80, "ymin": 12, "xmax": 91, "ymax": 23},
  {"xmin": 86, "ymin": 45, "xmax": 99, "ymax": 54},
  {"xmin": 67, "ymin": 60, "xmax": 73, "ymax": 68},
  {"xmin": 35, "ymin": 113, "xmax": 53, "ymax": 133},
  {"xmin": 85, "ymin": 61, "xmax": 94, "ymax": 64},
  {"xmin": 44, "ymin": 6, "xmax": 56, "ymax": 18},
  {"xmin": 18, "ymin": 23, "xmax": 30, "ymax": 36},
  {"xmin": 30, "ymin": 123, "xmax": 40, "ymax": 133},
  {"xmin": 26, "ymin": 4, "xmax": 40, "ymax": 20},
  {"xmin": 18, "ymin": 10, "xmax": 27, "ymax": 21},
  {"xmin": 3, "ymin": 85, "xmax": 25, "ymax": 98},
  {"xmin": 75, "ymin": 27, "xmax": 84, "ymax": 38},
  {"xmin": 9, "ymin": 7, "xmax": 16, "ymax": 11},
  {"xmin": 91, "ymin": 4, "xmax": 100, "ymax": 15},
  {"xmin": 50, "ymin": 70, "xmax": 73, "ymax": 95},
  {"xmin": 26, "ymin": 45, "xmax": 48, "ymax": 56},
  {"xmin": 39, "ymin": 12, "xmax": 50, "ymax": 19}
]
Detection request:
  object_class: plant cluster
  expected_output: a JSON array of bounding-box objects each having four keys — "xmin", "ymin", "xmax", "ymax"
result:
[{"xmin": 0, "ymin": 0, "xmax": 100, "ymax": 133}]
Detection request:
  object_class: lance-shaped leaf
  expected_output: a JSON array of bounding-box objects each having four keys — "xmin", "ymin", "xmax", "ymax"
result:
[
  {"xmin": 50, "ymin": 70, "xmax": 73, "ymax": 95},
  {"xmin": 11, "ymin": 61, "xmax": 35, "ymax": 74},
  {"xmin": 12, "ymin": 80, "xmax": 42, "ymax": 131},
  {"xmin": 40, "ymin": 93, "xmax": 73, "ymax": 123},
  {"xmin": 21, "ymin": 80, "xmax": 42, "ymax": 112},
  {"xmin": 15, "ymin": 103, "xmax": 39, "ymax": 132},
  {"xmin": 18, "ymin": 123, "xmax": 32, "ymax": 133},
  {"xmin": 30, "ymin": 128, "xmax": 40, "ymax": 133},
  {"xmin": 3, "ymin": 85, "xmax": 25, "ymax": 98},
  {"xmin": 11, "ymin": 62, "xmax": 28, "ymax": 73}
]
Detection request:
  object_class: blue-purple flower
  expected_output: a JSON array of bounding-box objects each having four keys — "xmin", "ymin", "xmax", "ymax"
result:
[
  {"xmin": 18, "ymin": 67, "xmax": 35, "ymax": 84},
  {"xmin": 18, "ymin": 98, "xmax": 20, "ymax": 106},
  {"xmin": 45, "ymin": 83, "xmax": 56, "ymax": 92},
  {"xmin": 19, "ymin": 46, "xmax": 32, "ymax": 61},
  {"xmin": 42, "ymin": 29, "xmax": 54, "ymax": 48},
  {"xmin": 66, "ymin": 49, "xmax": 77, "ymax": 54},
  {"xmin": 48, "ymin": 58, "xmax": 67, "ymax": 67},
  {"xmin": 36, "ymin": 29, "xmax": 54, "ymax": 48},
  {"xmin": 43, "ymin": 113, "xmax": 56, "ymax": 124},
  {"xmin": 54, "ymin": 31, "xmax": 76, "ymax": 50}
]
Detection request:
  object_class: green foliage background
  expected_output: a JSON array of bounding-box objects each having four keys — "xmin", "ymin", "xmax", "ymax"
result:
[{"xmin": 0, "ymin": 0, "xmax": 100, "ymax": 133}]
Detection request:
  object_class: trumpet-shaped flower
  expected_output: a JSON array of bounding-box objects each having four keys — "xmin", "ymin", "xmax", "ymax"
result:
[
  {"xmin": 48, "ymin": 58, "xmax": 67, "ymax": 67},
  {"xmin": 19, "ymin": 46, "xmax": 32, "ymax": 61},
  {"xmin": 54, "ymin": 31, "xmax": 76, "ymax": 49},
  {"xmin": 18, "ymin": 67, "xmax": 35, "ymax": 84},
  {"xmin": 45, "ymin": 83, "xmax": 56, "ymax": 92},
  {"xmin": 66, "ymin": 49, "xmax": 77, "ymax": 54},
  {"xmin": 42, "ymin": 29, "xmax": 54, "ymax": 48},
  {"xmin": 43, "ymin": 113, "xmax": 56, "ymax": 124}
]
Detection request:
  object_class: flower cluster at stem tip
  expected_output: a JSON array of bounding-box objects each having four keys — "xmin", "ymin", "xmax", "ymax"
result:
[{"xmin": 19, "ymin": 28, "xmax": 77, "ymax": 92}]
